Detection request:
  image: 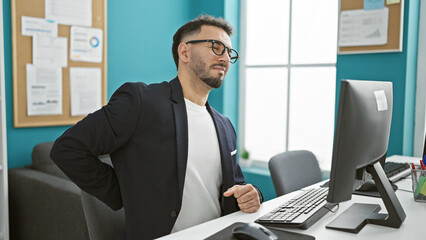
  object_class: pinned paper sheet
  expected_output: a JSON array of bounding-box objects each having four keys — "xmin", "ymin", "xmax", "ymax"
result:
[
  {"xmin": 70, "ymin": 27, "xmax": 103, "ymax": 63},
  {"xmin": 374, "ymin": 90, "xmax": 388, "ymax": 111},
  {"xmin": 33, "ymin": 35, "xmax": 67, "ymax": 67},
  {"xmin": 338, "ymin": 8, "xmax": 389, "ymax": 47},
  {"xmin": 70, "ymin": 67, "xmax": 102, "ymax": 116},
  {"xmin": 26, "ymin": 64, "xmax": 63, "ymax": 116},
  {"xmin": 45, "ymin": 0, "xmax": 92, "ymax": 27},
  {"xmin": 21, "ymin": 16, "xmax": 57, "ymax": 37}
]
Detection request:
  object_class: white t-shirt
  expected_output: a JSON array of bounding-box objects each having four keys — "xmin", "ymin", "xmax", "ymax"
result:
[{"xmin": 171, "ymin": 98, "xmax": 222, "ymax": 233}]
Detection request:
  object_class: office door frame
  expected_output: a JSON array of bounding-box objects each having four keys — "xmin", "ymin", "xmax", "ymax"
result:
[{"xmin": 414, "ymin": 0, "xmax": 426, "ymax": 157}]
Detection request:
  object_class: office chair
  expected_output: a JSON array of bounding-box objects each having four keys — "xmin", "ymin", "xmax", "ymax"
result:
[
  {"xmin": 80, "ymin": 190, "xmax": 125, "ymax": 240},
  {"xmin": 269, "ymin": 150, "xmax": 322, "ymax": 196}
]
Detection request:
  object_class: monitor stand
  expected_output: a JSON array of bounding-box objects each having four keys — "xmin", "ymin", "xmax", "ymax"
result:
[{"xmin": 326, "ymin": 161, "xmax": 406, "ymax": 233}]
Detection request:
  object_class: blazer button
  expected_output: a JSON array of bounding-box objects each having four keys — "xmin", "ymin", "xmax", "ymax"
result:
[{"xmin": 171, "ymin": 211, "xmax": 177, "ymax": 217}]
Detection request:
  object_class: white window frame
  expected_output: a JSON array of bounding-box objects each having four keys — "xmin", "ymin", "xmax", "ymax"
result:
[
  {"xmin": 238, "ymin": 0, "xmax": 337, "ymax": 168},
  {"xmin": 414, "ymin": 0, "xmax": 426, "ymax": 157}
]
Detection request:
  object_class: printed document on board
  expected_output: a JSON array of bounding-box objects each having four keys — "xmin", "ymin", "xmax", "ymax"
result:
[
  {"xmin": 26, "ymin": 64, "xmax": 63, "ymax": 116},
  {"xmin": 70, "ymin": 67, "xmax": 102, "ymax": 116},
  {"xmin": 33, "ymin": 35, "xmax": 68, "ymax": 67},
  {"xmin": 21, "ymin": 16, "xmax": 57, "ymax": 37},
  {"xmin": 338, "ymin": 8, "xmax": 389, "ymax": 47},
  {"xmin": 45, "ymin": 0, "xmax": 92, "ymax": 27},
  {"xmin": 70, "ymin": 27, "xmax": 103, "ymax": 63}
]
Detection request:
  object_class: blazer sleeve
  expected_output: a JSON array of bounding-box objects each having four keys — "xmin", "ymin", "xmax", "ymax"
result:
[{"xmin": 50, "ymin": 83, "xmax": 143, "ymax": 210}]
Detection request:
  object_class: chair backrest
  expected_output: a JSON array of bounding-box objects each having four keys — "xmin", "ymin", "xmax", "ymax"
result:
[
  {"xmin": 80, "ymin": 190, "xmax": 125, "ymax": 240},
  {"xmin": 268, "ymin": 150, "xmax": 322, "ymax": 196}
]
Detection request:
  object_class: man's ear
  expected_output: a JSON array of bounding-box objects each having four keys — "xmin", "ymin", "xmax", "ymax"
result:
[{"xmin": 178, "ymin": 43, "xmax": 190, "ymax": 64}]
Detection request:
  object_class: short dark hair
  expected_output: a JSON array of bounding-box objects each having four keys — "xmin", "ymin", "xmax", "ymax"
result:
[{"xmin": 172, "ymin": 15, "xmax": 234, "ymax": 68}]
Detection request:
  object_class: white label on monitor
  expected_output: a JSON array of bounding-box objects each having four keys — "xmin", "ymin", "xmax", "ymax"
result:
[{"xmin": 374, "ymin": 90, "xmax": 388, "ymax": 111}]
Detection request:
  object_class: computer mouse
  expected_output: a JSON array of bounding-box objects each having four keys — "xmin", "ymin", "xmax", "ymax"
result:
[{"xmin": 232, "ymin": 222, "xmax": 278, "ymax": 240}]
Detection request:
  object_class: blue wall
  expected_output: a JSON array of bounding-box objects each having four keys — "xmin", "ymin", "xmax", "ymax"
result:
[
  {"xmin": 107, "ymin": 0, "xmax": 191, "ymax": 97},
  {"xmin": 223, "ymin": 0, "xmax": 240, "ymax": 129},
  {"xmin": 4, "ymin": 0, "xmax": 239, "ymax": 168}
]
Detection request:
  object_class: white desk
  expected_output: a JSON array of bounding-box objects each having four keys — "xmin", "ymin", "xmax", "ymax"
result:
[{"xmin": 159, "ymin": 156, "xmax": 426, "ymax": 240}]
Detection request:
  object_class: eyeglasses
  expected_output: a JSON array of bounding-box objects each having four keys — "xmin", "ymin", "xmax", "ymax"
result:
[{"xmin": 186, "ymin": 39, "xmax": 239, "ymax": 64}]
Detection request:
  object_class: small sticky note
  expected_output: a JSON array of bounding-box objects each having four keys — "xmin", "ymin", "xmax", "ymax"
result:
[
  {"xmin": 386, "ymin": 0, "xmax": 400, "ymax": 5},
  {"xmin": 364, "ymin": 0, "xmax": 385, "ymax": 10}
]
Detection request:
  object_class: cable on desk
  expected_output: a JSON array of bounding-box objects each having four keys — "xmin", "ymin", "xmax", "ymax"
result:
[
  {"xmin": 324, "ymin": 203, "xmax": 339, "ymax": 213},
  {"xmin": 397, "ymin": 188, "xmax": 413, "ymax": 193}
]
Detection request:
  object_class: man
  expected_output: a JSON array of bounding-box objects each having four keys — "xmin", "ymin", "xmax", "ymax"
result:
[{"xmin": 51, "ymin": 15, "xmax": 263, "ymax": 240}]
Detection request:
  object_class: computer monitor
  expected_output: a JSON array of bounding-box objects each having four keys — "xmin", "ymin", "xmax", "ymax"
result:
[{"xmin": 325, "ymin": 80, "xmax": 406, "ymax": 233}]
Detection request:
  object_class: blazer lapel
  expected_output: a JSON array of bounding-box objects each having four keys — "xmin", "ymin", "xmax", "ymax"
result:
[
  {"xmin": 170, "ymin": 78, "xmax": 188, "ymax": 201},
  {"xmin": 206, "ymin": 103, "xmax": 234, "ymax": 192},
  {"xmin": 169, "ymin": 78, "xmax": 235, "ymax": 204}
]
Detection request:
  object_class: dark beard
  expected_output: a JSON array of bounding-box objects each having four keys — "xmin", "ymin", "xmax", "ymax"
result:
[
  {"xmin": 201, "ymin": 76, "xmax": 223, "ymax": 89},
  {"xmin": 189, "ymin": 56, "xmax": 225, "ymax": 89}
]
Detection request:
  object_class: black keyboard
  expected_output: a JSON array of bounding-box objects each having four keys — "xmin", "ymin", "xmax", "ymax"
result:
[
  {"xmin": 255, "ymin": 162, "xmax": 410, "ymax": 230},
  {"xmin": 321, "ymin": 161, "xmax": 411, "ymax": 189},
  {"xmin": 384, "ymin": 161, "xmax": 410, "ymax": 178},
  {"xmin": 255, "ymin": 187, "xmax": 335, "ymax": 229}
]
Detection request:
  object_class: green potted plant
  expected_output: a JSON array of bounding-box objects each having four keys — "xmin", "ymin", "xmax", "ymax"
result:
[{"xmin": 239, "ymin": 149, "xmax": 253, "ymax": 167}]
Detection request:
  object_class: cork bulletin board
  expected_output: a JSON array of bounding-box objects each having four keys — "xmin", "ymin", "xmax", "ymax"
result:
[
  {"xmin": 338, "ymin": 0, "xmax": 404, "ymax": 54},
  {"xmin": 11, "ymin": 0, "xmax": 107, "ymax": 127}
]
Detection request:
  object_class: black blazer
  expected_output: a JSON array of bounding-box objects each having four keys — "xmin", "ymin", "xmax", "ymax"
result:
[{"xmin": 51, "ymin": 77, "xmax": 254, "ymax": 239}]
